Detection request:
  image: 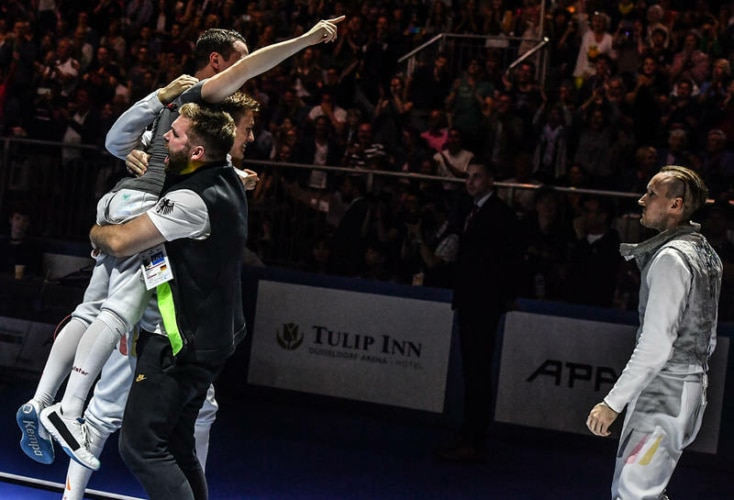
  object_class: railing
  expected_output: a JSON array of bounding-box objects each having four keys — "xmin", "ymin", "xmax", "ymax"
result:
[
  {"xmin": 0, "ymin": 136, "xmax": 124, "ymax": 241},
  {"xmin": 241, "ymin": 158, "xmax": 645, "ymax": 269},
  {"xmin": 397, "ymin": 33, "xmax": 550, "ymax": 84},
  {"xmin": 0, "ymin": 137, "xmax": 648, "ymax": 269}
]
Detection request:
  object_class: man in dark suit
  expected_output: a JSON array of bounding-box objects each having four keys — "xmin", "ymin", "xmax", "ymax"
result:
[
  {"xmin": 438, "ymin": 162, "xmax": 523, "ymax": 462},
  {"xmin": 328, "ymin": 175, "xmax": 371, "ymax": 276}
]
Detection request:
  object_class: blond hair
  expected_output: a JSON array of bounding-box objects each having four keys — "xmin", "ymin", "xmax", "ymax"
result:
[
  {"xmin": 216, "ymin": 91, "xmax": 260, "ymax": 123},
  {"xmin": 659, "ymin": 165, "xmax": 708, "ymax": 220}
]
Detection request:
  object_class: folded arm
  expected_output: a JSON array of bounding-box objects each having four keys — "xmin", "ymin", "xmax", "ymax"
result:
[
  {"xmin": 105, "ymin": 74, "xmax": 199, "ymax": 160},
  {"xmin": 90, "ymin": 214, "xmax": 166, "ymax": 258}
]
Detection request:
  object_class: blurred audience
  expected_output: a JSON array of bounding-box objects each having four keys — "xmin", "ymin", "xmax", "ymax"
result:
[
  {"xmin": 564, "ymin": 195, "xmax": 623, "ymax": 308},
  {"xmin": 518, "ymin": 185, "xmax": 573, "ymax": 302},
  {"xmin": 701, "ymin": 201, "xmax": 734, "ymax": 321},
  {"xmin": 0, "ymin": 203, "xmax": 43, "ymax": 279},
  {"xmin": 1, "ymin": 0, "xmax": 734, "ymax": 313}
]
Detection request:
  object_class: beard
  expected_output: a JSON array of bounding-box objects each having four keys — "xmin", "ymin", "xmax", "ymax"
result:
[{"xmin": 165, "ymin": 147, "xmax": 190, "ymax": 174}]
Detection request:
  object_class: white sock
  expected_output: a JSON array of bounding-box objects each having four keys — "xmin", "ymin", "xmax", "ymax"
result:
[
  {"xmin": 34, "ymin": 318, "xmax": 89, "ymax": 407},
  {"xmin": 61, "ymin": 310, "xmax": 127, "ymax": 418},
  {"xmin": 195, "ymin": 422, "xmax": 212, "ymax": 473},
  {"xmin": 195, "ymin": 385, "xmax": 218, "ymax": 472},
  {"xmin": 63, "ymin": 423, "xmax": 108, "ymax": 500}
]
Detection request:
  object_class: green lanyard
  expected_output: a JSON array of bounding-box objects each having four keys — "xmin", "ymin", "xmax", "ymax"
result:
[{"xmin": 157, "ymin": 281, "xmax": 184, "ymax": 355}]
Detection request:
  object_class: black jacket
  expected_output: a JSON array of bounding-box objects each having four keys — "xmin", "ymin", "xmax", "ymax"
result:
[
  {"xmin": 452, "ymin": 192, "xmax": 523, "ymax": 312},
  {"xmin": 162, "ymin": 162, "xmax": 248, "ymax": 362}
]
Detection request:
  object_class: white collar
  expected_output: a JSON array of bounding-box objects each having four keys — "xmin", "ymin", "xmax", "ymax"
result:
[{"xmin": 474, "ymin": 191, "xmax": 493, "ymax": 207}]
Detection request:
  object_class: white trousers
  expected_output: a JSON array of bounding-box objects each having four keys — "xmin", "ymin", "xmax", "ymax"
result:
[{"xmin": 612, "ymin": 372, "xmax": 707, "ymax": 500}]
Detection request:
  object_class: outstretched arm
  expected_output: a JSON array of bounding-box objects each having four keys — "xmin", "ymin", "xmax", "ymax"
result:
[{"xmin": 201, "ymin": 16, "xmax": 345, "ymax": 103}]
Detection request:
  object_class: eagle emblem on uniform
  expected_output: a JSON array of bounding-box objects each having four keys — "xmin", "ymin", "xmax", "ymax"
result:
[{"xmin": 156, "ymin": 198, "xmax": 174, "ymax": 215}]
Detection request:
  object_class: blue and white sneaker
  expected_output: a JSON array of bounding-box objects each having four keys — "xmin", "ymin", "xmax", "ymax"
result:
[
  {"xmin": 16, "ymin": 400, "xmax": 55, "ymax": 464},
  {"xmin": 40, "ymin": 403, "xmax": 100, "ymax": 471}
]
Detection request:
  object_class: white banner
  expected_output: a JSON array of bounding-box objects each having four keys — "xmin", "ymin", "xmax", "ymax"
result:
[
  {"xmin": 495, "ymin": 312, "xmax": 728, "ymax": 454},
  {"xmin": 248, "ymin": 281, "xmax": 454, "ymax": 412},
  {"xmin": 0, "ymin": 316, "xmax": 55, "ymax": 373}
]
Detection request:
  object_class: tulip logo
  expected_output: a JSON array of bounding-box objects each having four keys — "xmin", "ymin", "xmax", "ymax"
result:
[{"xmin": 276, "ymin": 322, "xmax": 303, "ymax": 350}]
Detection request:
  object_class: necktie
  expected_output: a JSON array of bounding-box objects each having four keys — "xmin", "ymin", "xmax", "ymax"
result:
[{"xmin": 464, "ymin": 203, "xmax": 479, "ymax": 233}]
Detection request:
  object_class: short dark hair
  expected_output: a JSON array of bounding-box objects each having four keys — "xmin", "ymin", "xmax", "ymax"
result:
[
  {"xmin": 469, "ymin": 162, "xmax": 496, "ymax": 180},
  {"xmin": 193, "ymin": 29, "xmax": 248, "ymax": 72}
]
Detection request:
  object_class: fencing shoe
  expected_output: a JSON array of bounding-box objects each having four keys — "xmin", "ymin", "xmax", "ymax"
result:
[
  {"xmin": 16, "ymin": 399, "xmax": 55, "ymax": 464},
  {"xmin": 40, "ymin": 403, "xmax": 100, "ymax": 471}
]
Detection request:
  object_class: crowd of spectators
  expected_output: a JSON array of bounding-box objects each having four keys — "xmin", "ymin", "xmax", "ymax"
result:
[{"xmin": 1, "ymin": 0, "xmax": 734, "ymax": 317}]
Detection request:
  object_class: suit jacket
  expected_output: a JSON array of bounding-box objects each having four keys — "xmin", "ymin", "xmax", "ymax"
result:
[
  {"xmin": 564, "ymin": 229, "xmax": 622, "ymax": 307},
  {"xmin": 452, "ymin": 192, "xmax": 523, "ymax": 312},
  {"xmin": 329, "ymin": 196, "xmax": 372, "ymax": 276}
]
